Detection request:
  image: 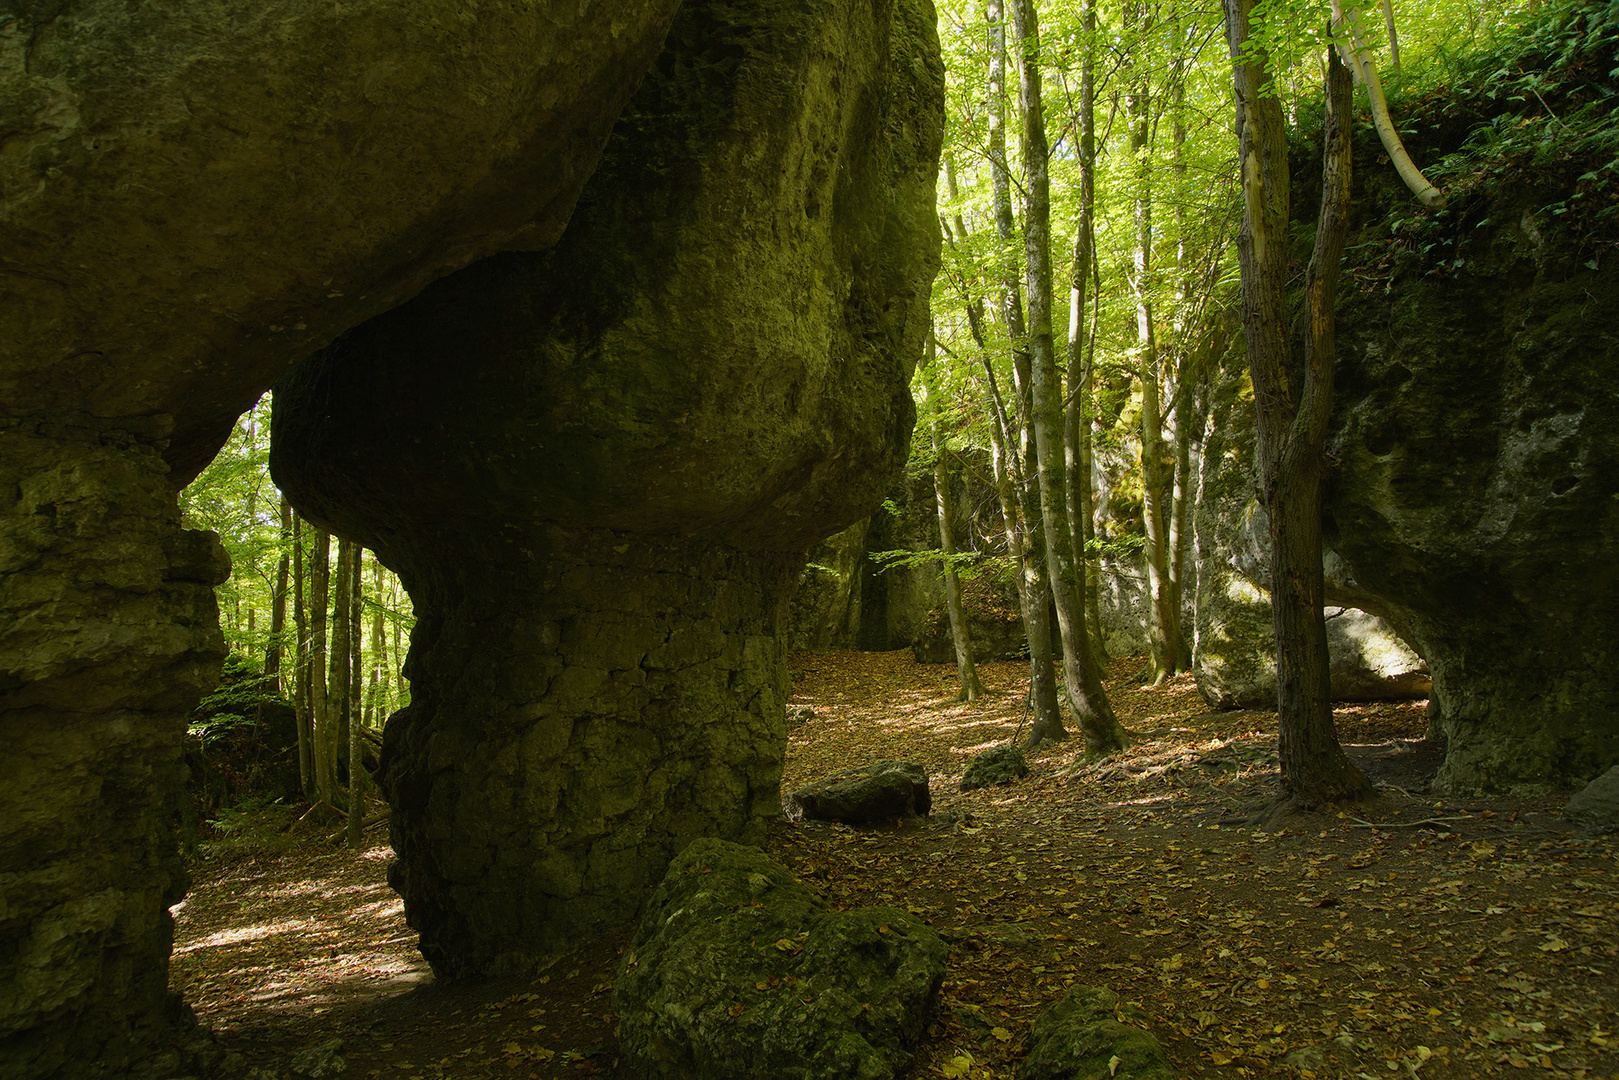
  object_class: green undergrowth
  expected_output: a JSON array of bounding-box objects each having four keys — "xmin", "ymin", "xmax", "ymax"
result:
[{"xmin": 1294, "ymin": 0, "xmax": 1619, "ymax": 284}]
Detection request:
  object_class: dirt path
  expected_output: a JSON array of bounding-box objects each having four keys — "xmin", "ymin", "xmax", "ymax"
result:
[{"xmin": 172, "ymin": 651, "xmax": 1619, "ymax": 1078}]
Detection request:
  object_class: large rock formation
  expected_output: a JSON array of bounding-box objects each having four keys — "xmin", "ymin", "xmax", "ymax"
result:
[
  {"xmin": 1, "ymin": 0, "xmax": 682, "ymax": 481},
  {"xmin": 1329, "ymin": 214, "xmax": 1618, "ymax": 792},
  {"xmin": 0, "ymin": 417, "xmax": 228, "ymax": 1080},
  {"xmin": 3, "ymin": 0, "xmax": 941, "ymax": 1073},
  {"xmin": 3, "ymin": 2, "xmax": 683, "ymax": 1072},
  {"xmin": 272, "ymin": 0, "xmax": 943, "ymax": 976},
  {"xmin": 1190, "ymin": 354, "xmax": 1432, "ymax": 711}
]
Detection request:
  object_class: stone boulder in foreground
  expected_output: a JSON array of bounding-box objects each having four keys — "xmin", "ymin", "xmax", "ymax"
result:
[{"xmin": 614, "ymin": 838, "xmax": 948, "ymax": 1080}]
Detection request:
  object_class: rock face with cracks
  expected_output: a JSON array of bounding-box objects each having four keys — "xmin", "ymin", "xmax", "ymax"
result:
[
  {"xmin": 272, "ymin": 0, "xmax": 944, "ymax": 976},
  {"xmin": 613, "ymin": 838, "xmax": 948, "ymax": 1080},
  {"xmin": 1, "ymin": 0, "xmax": 941, "ymax": 1073},
  {"xmin": 1189, "ymin": 348, "xmax": 1431, "ymax": 711},
  {"xmin": 2, "ymin": 2, "xmax": 682, "ymax": 1073},
  {"xmin": 1329, "ymin": 239, "xmax": 1619, "ymax": 792},
  {"xmin": 0, "ymin": 417, "xmax": 228, "ymax": 1080}
]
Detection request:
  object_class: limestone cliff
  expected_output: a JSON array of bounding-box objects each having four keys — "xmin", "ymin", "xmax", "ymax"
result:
[
  {"xmin": 272, "ymin": 0, "xmax": 944, "ymax": 975},
  {"xmin": 0, "ymin": 2, "xmax": 705, "ymax": 1076}
]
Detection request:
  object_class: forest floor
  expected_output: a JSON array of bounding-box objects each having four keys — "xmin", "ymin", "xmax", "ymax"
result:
[{"xmin": 172, "ymin": 651, "xmax": 1619, "ymax": 1080}]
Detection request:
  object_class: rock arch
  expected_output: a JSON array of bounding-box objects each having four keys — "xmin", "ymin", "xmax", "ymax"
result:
[{"xmin": 0, "ymin": 0, "xmax": 942, "ymax": 1074}]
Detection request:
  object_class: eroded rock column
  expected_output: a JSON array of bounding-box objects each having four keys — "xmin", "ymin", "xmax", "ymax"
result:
[
  {"xmin": 274, "ymin": 0, "xmax": 943, "ymax": 974},
  {"xmin": 380, "ymin": 531, "xmax": 798, "ymax": 973},
  {"xmin": 0, "ymin": 418, "xmax": 227, "ymax": 1079}
]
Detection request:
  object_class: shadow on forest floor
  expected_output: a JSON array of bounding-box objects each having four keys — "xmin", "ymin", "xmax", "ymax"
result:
[{"xmin": 172, "ymin": 651, "xmax": 1619, "ymax": 1079}]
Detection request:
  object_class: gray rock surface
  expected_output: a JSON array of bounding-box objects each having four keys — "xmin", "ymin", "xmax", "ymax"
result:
[
  {"xmin": 960, "ymin": 747, "xmax": 1029, "ymax": 792},
  {"xmin": 271, "ymin": 0, "xmax": 943, "ymax": 975},
  {"xmin": 791, "ymin": 520, "xmax": 872, "ymax": 652},
  {"xmin": 1, "ymin": 0, "xmax": 944, "ymax": 1070},
  {"xmin": 1017, "ymin": 985, "xmax": 1174, "ymax": 1080},
  {"xmin": 913, "ymin": 575, "xmax": 1035, "ymax": 665},
  {"xmin": 784, "ymin": 761, "xmax": 933, "ymax": 824},
  {"xmin": 1563, "ymin": 766, "xmax": 1619, "ymax": 834},
  {"xmin": 2, "ymin": 2, "xmax": 682, "ymax": 1073},
  {"xmin": 614, "ymin": 838, "xmax": 947, "ymax": 1080}
]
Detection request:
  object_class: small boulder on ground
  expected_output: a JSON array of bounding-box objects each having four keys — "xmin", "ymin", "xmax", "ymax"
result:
[
  {"xmin": 1018, "ymin": 985, "xmax": 1174, "ymax": 1080},
  {"xmin": 784, "ymin": 760, "xmax": 931, "ymax": 823},
  {"xmin": 960, "ymin": 746, "xmax": 1029, "ymax": 792},
  {"xmin": 614, "ymin": 838, "xmax": 948, "ymax": 1080},
  {"xmin": 787, "ymin": 705, "xmax": 818, "ymax": 728},
  {"xmin": 1564, "ymin": 765, "xmax": 1619, "ymax": 834}
]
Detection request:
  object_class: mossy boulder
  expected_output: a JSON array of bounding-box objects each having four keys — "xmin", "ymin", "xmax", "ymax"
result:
[
  {"xmin": 960, "ymin": 747, "xmax": 1029, "ymax": 792},
  {"xmin": 784, "ymin": 761, "xmax": 933, "ymax": 824},
  {"xmin": 614, "ymin": 838, "xmax": 948, "ymax": 1080},
  {"xmin": 1017, "ymin": 985, "xmax": 1174, "ymax": 1080}
]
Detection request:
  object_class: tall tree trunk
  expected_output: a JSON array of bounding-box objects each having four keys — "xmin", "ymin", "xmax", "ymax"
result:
[
  {"xmin": 393, "ymin": 584, "xmax": 407, "ymax": 708},
  {"xmin": 366, "ymin": 554, "xmax": 385, "ymax": 729},
  {"xmin": 921, "ymin": 342, "xmax": 985, "ymax": 702},
  {"xmin": 988, "ymin": 0, "xmax": 1065, "ymax": 745},
  {"xmin": 328, "ymin": 537, "xmax": 354, "ymax": 798},
  {"xmin": 1165, "ymin": 28, "xmax": 1194, "ymax": 673},
  {"xmin": 309, "ymin": 528, "xmax": 333, "ymax": 803},
  {"xmin": 1065, "ymin": 0, "xmax": 1108, "ymax": 673},
  {"xmin": 1011, "ymin": 0, "xmax": 1122, "ymax": 754},
  {"xmin": 292, "ymin": 512, "xmax": 313, "ymax": 798},
  {"xmin": 1223, "ymin": 0, "xmax": 1372, "ymax": 808},
  {"xmin": 350, "ymin": 549, "xmax": 363, "ymax": 740},
  {"xmin": 347, "ymin": 545, "xmax": 365, "ymax": 848},
  {"xmin": 265, "ymin": 496, "xmax": 292, "ymax": 694},
  {"xmin": 1126, "ymin": 10, "xmax": 1180, "ymax": 684}
]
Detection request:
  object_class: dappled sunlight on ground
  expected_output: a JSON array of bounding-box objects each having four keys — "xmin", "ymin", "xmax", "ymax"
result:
[{"xmin": 171, "ymin": 649, "xmax": 1618, "ymax": 1079}]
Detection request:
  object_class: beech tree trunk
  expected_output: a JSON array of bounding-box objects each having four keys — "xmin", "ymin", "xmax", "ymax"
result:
[
  {"xmin": 309, "ymin": 528, "xmax": 333, "ymax": 802},
  {"xmin": 366, "ymin": 555, "xmax": 385, "ymax": 728},
  {"xmin": 1012, "ymin": 0, "xmax": 1122, "ymax": 754},
  {"xmin": 328, "ymin": 537, "xmax": 354, "ymax": 797},
  {"xmin": 987, "ymin": 0, "xmax": 1065, "ymax": 746},
  {"xmin": 265, "ymin": 495, "xmax": 292, "ymax": 694},
  {"xmin": 1223, "ymin": 0, "xmax": 1372, "ymax": 807},
  {"xmin": 921, "ymin": 343, "xmax": 984, "ymax": 702},
  {"xmin": 292, "ymin": 512, "xmax": 313, "ymax": 797},
  {"xmin": 1125, "ymin": 13, "xmax": 1182, "ymax": 685},
  {"xmin": 347, "ymin": 545, "xmax": 365, "ymax": 848},
  {"xmin": 1064, "ymin": 0, "xmax": 1108, "ymax": 673}
]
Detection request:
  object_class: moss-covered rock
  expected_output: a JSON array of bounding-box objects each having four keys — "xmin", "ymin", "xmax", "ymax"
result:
[
  {"xmin": 0, "ymin": 0, "xmax": 682, "ymax": 480},
  {"xmin": 1017, "ymin": 984, "xmax": 1174, "ymax": 1080},
  {"xmin": 784, "ymin": 760, "xmax": 932, "ymax": 824},
  {"xmin": 272, "ymin": 0, "xmax": 943, "ymax": 974},
  {"xmin": 1189, "ymin": 346, "xmax": 1428, "ymax": 710},
  {"xmin": 614, "ymin": 838, "xmax": 947, "ymax": 1080},
  {"xmin": 0, "ymin": 417, "xmax": 227, "ymax": 1079},
  {"xmin": 960, "ymin": 747, "xmax": 1029, "ymax": 792}
]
